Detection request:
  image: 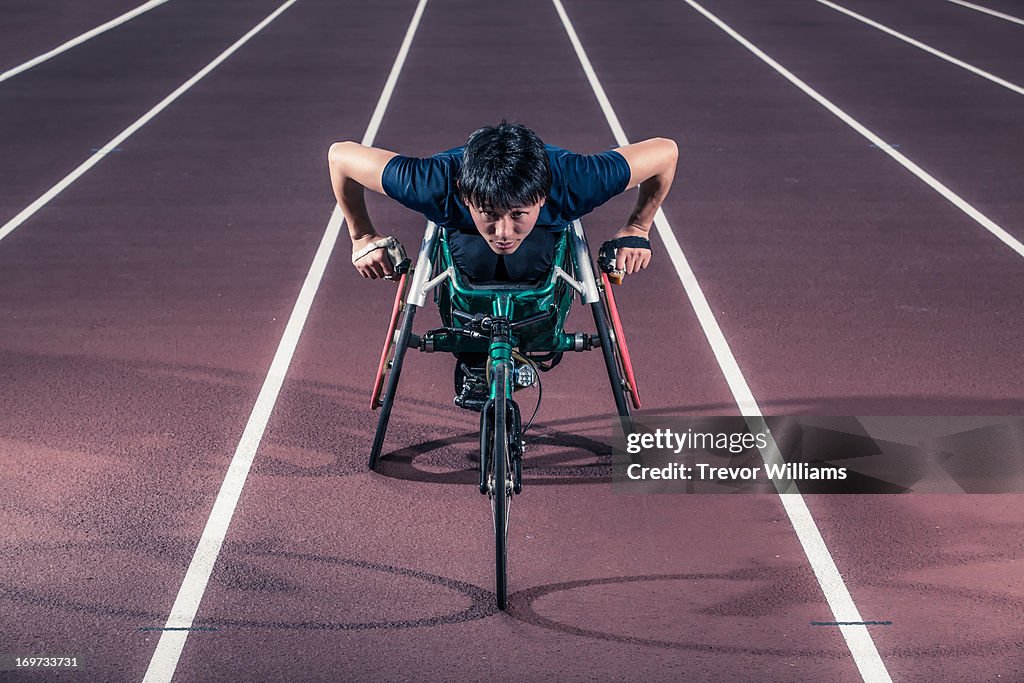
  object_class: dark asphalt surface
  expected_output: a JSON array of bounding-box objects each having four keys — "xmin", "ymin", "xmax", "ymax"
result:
[
  {"xmin": 0, "ymin": 0, "xmax": 291, "ymax": 218},
  {"xmin": 1, "ymin": 0, "xmax": 148, "ymax": 69},
  {"xmin": 1, "ymin": 0, "xmax": 1022, "ymax": 681}
]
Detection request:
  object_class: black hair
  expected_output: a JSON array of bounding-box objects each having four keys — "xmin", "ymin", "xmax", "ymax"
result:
[{"xmin": 457, "ymin": 121, "xmax": 552, "ymax": 212}]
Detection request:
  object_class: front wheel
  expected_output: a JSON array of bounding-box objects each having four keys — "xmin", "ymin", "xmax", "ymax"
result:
[{"xmin": 488, "ymin": 363, "xmax": 514, "ymax": 610}]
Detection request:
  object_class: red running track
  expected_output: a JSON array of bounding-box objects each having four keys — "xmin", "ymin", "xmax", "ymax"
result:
[{"xmin": 1, "ymin": 0, "xmax": 1023, "ymax": 680}]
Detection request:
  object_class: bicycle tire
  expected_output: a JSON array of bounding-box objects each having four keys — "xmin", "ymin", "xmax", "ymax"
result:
[
  {"xmin": 490, "ymin": 363, "xmax": 511, "ymax": 610},
  {"xmin": 369, "ymin": 302, "xmax": 418, "ymax": 471},
  {"xmin": 371, "ymin": 272, "xmax": 411, "ymax": 410},
  {"xmin": 591, "ymin": 299, "xmax": 632, "ymax": 425},
  {"xmin": 600, "ymin": 272, "xmax": 642, "ymax": 409}
]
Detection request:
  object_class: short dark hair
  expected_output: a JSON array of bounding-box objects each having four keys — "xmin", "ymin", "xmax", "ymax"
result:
[{"xmin": 457, "ymin": 122, "xmax": 552, "ymax": 212}]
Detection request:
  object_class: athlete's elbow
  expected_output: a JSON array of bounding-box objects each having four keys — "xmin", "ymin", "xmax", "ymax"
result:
[
  {"xmin": 328, "ymin": 141, "xmax": 358, "ymax": 170},
  {"xmin": 657, "ymin": 137, "xmax": 679, "ymax": 165}
]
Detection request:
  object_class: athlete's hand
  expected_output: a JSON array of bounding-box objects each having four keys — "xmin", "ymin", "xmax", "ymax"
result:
[
  {"xmin": 352, "ymin": 233, "xmax": 396, "ymax": 280},
  {"xmin": 612, "ymin": 225, "xmax": 652, "ymax": 275}
]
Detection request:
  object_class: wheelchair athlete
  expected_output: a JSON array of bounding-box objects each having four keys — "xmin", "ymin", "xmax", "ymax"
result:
[{"xmin": 328, "ymin": 121, "xmax": 677, "ymax": 408}]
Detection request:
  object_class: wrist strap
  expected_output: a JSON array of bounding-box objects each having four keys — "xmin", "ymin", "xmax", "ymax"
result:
[
  {"xmin": 353, "ymin": 236, "xmax": 406, "ymax": 264},
  {"xmin": 606, "ymin": 236, "xmax": 651, "ymax": 250},
  {"xmin": 598, "ymin": 236, "xmax": 651, "ymax": 273}
]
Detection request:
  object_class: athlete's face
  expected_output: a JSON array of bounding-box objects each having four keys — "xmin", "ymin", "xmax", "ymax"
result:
[{"xmin": 466, "ymin": 197, "xmax": 546, "ymax": 254}]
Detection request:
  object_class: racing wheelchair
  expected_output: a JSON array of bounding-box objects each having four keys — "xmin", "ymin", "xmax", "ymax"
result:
[{"xmin": 367, "ymin": 220, "xmax": 641, "ymax": 610}]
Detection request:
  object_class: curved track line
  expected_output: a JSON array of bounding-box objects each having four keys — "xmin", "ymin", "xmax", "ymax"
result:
[
  {"xmin": 140, "ymin": 1, "xmax": 430, "ymax": 681},
  {"xmin": 679, "ymin": 0, "xmax": 1024, "ymax": 261},
  {"xmin": 944, "ymin": 0, "xmax": 1024, "ymax": 26},
  {"xmin": 813, "ymin": 0, "xmax": 1024, "ymax": 95},
  {"xmin": 551, "ymin": 0, "xmax": 892, "ymax": 680},
  {"xmin": 0, "ymin": 0, "xmax": 172, "ymax": 84},
  {"xmin": 0, "ymin": 0, "xmax": 298, "ymax": 245}
]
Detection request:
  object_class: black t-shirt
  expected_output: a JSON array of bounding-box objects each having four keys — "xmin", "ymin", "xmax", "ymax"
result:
[{"xmin": 381, "ymin": 144, "xmax": 631, "ymax": 233}]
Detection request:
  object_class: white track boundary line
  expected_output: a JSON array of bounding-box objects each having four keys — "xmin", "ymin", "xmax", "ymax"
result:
[
  {"xmin": 944, "ymin": 0, "xmax": 1024, "ymax": 26},
  {"xmin": 551, "ymin": 1, "xmax": 893, "ymax": 681},
  {"xmin": 814, "ymin": 0, "xmax": 1024, "ymax": 95},
  {"xmin": 682, "ymin": 0, "xmax": 1024, "ymax": 261},
  {"xmin": 140, "ymin": 1, "xmax": 429, "ymax": 681},
  {"xmin": 0, "ymin": 0, "xmax": 171, "ymax": 84},
  {"xmin": 0, "ymin": 0, "xmax": 299, "ymax": 245}
]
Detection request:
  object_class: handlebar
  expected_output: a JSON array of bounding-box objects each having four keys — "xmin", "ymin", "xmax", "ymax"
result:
[{"xmin": 451, "ymin": 309, "xmax": 555, "ymax": 333}]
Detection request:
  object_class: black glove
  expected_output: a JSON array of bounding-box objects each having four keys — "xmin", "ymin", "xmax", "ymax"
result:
[{"xmin": 598, "ymin": 235, "xmax": 651, "ymax": 274}]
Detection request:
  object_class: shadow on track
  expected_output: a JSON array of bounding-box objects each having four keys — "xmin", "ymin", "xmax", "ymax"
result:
[{"xmin": 373, "ymin": 427, "xmax": 614, "ymax": 486}]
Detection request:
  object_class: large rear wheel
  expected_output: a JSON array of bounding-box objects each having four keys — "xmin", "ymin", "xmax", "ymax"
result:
[
  {"xmin": 369, "ymin": 302, "xmax": 418, "ymax": 471},
  {"xmin": 600, "ymin": 272, "xmax": 642, "ymax": 409},
  {"xmin": 370, "ymin": 273, "xmax": 411, "ymax": 410},
  {"xmin": 592, "ymin": 299, "xmax": 632, "ymax": 426}
]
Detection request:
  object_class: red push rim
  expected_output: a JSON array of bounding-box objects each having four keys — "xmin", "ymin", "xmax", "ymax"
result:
[
  {"xmin": 601, "ymin": 272, "xmax": 642, "ymax": 409},
  {"xmin": 370, "ymin": 272, "xmax": 408, "ymax": 410}
]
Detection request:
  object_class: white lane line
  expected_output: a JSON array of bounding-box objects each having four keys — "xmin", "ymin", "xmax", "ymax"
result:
[
  {"xmin": 682, "ymin": 0, "xmax": 1024, "ymax": 261},
  {"xmin": 550, "ymin": 1, "xmax": 893, "ymax": 681},
  {"xmin": 0, "ymin": 0, "xmax": 171, "ymax": 84},
  {"xmin": 140, "ymin": 1, "xmax": 429, "ymax": 681},
  {"xmin": 944, "ymin": 0, "xmax": 1024, "ymax": 26},
  {"xmin": 0, "ymin": 0, "xmax": 302, "ymax": 246},
  {"xmin": 813, "ymin": 0, "xmax": 1024, "ymax": 96}
]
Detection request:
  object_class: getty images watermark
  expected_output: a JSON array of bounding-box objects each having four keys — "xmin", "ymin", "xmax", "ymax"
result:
[
  {"xmin": 624, "ymin": 427, "xmax": 846, "ymax": 483},
  {"xmin": 611, "ymin": 416, "xmax": 1024, "ymax": 494}
]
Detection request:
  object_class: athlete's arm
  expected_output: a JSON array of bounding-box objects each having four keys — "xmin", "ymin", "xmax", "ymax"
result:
[
  {"xmin": 327, "ymin": 141, "xmax": 399, "ymax": 279},
  {"xmin": 611, "ymin": 137, "xmax": 679, "ymax": 274}
]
